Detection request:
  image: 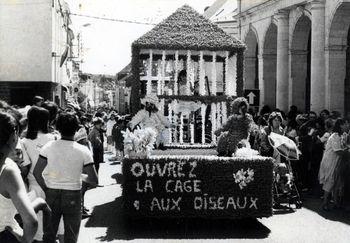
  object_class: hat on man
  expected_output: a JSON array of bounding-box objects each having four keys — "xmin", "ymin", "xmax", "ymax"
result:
[
  {"xmin": 140, "ymin": 93, "xmax": 159, "ymax": 106},
  {"xmin": 74, "ymin": 127, "xmax": 88, "ymax": 141}
]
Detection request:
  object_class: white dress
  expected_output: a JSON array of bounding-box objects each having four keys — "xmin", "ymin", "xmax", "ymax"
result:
[
  {"xmin": 20, "ymin": 132, "xmax": 57, "ymax": 240},
  {"xmin": 0, "ymin": 159, "xmax": 21, "ymax": 233},
  {"xmin": 319, "ymin": 133, "xmax": 344, "ymax": 192}
]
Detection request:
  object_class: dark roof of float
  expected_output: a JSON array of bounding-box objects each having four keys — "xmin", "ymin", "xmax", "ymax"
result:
[{"xmin": 132, "ymin": 5, "xmax": 245, "ymax": 51}]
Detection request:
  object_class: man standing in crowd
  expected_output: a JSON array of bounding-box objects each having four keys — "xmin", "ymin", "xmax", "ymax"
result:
[
  {"xmin": 34, "ymin": 112, "xmax": 98, "ymax": 243},
  {"xmin": 88, "ymin": 117, "xmax": 104, "ymax": 174}
]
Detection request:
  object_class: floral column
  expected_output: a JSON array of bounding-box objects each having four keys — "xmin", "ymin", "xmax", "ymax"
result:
[
  {"xmin": 211, "ymin": 52, "xmax": 217, "ymax": 96},
  {"xmin": 201, "ymin": 103, "xmax": 206, "ymax": 144},
  {"xmin": 211, "ymin": 102, "xmax": 217, "ymax": 144},
  {"xmin": 199, "ymin": 51, "xmax": 205, "ymax": 95},
  {"xmin": 186, "ymin": 50, "xmax": 191, "ymax": 95},
  {"xmin": 190, "ymin": 116, "xmax": 195, "ymax": 144},
  {"xmin": 157, "ymin": 59, "xmax": 162, "ymax": 95},
  {"xmin": 222, "ymin": 101, "xmax": 227, "ymax": 124},
  {"xmin": 161, "ymin": 50, "xmax": 166, "ymax": 95},
  {"xmin": 225, "ymin": 51, "xmax": 229, "ymax": 96},
  {"xmin": 168, "ymin": 101, "xmax": 173, "ymax": 144},
  {"xmin": 179, "ymin": 112, "xmax": 184, "ymax": 144},
  {"xmin": 174, "ymin": 51, "xmax": 179, "ymax": 95},
  {"xmin": 147, "ymin": 49, "xmax": 153, "ymax": 94},
  {"xmin": 216, "ymin": 102, "xmax": 222, "ymax": 128}
]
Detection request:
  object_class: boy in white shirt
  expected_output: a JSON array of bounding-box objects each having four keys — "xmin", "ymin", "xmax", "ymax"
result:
[{"xmin": 34, "ymin": 112, "xmax": 98, "ymax": 243}]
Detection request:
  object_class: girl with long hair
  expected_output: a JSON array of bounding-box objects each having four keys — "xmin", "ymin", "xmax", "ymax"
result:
[
  {"xmin": 20, "ymin": 106, "xmax": 58, "ymax": 241},
  {"xmin": 0, "ymin": 104, "xmax": 49, "ymax": 243},
  {"xmin": 319, "ymin": 118, "xmax": 348, "ymax": 210}
]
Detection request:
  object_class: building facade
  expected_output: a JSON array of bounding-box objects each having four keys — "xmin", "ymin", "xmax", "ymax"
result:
[
  {"xmin": 0, "ymin": 0, "xmax": 74, "ymax": 106},
  {"xmin": 234, "ymin": 0, "xmax": 350, "ymax": 115}
]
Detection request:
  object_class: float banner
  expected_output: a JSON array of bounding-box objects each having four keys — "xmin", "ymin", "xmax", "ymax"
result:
[{"xmin": 122, "ymin": 156, "xmax": 274, "ymax": 219}]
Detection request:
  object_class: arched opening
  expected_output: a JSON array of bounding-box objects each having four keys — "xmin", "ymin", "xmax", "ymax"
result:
[
  {"xmin": 263, "ymin": 23, "xmax": 277, "ymax": 108},
  {"xmin": 291, "ymin": 16, "xmax": 311, "ymax": 112},
  {"xmin": 345, "ymin": 27, "xmax": 350, "ymax": 116},
  {"xmin": 244, "ymin": 29, "xmax": 259, "ymax": 90},
  {"xmin": 328, "ymin": 3, "xmax": 350, "ymax": 116}
]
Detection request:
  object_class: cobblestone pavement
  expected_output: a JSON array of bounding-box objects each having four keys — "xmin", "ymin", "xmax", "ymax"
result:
[{"xmin": 78, "ymin": 152, "xmax": 350, "ymax": 243}]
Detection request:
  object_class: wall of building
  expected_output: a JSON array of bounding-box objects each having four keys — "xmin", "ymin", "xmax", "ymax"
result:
[
  {"xmin": 240, "ymin": 0, "xmax": 267, "ymax": 12},
  {"xmin": 235, "ymin": 0, "xmax": 350, "ymax": 115},
  {"xmin": 0, "ymin": 0, "xmax": 52, "ymax": 82}
]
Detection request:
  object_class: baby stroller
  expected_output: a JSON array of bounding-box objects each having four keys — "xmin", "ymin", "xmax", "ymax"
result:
[
  {"xmin": 268, "ymin": 132, "xmax": 302, "ymax": 209},
  {"xmin": 273, "ymin": 159, "xmax": 302, "ymax": 209}
]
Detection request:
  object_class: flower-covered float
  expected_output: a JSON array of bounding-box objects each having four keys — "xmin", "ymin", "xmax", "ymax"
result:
[
  {"xmin": 130, "ymin": 4, "xmax": 245, "ymax": 147},
  {"xmin": 123, "ymin": 5, "xmax": 273, "ymax": 220}
]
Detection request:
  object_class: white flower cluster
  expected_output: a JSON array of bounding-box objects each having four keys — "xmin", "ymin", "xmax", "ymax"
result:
[
  {"xmin": 122, "ymin": 127, "xmax": 157, "ymax": 158},
  {"xmin": 233, "ymin": 168, "xmax": 254, "ymax": 190}
]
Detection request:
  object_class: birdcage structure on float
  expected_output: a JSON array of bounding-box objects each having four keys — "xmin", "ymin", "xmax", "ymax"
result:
[{"xmin": 130, "ymin": 5, "xmax": 245, "ymax": 146}]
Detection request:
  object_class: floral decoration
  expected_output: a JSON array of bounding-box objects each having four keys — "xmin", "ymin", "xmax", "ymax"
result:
[
  {"xmin": 233, "ymin": 168, "xmax": 255, "ymax": 190},
  {"xmin": 130, "ymin": 4, "xmax": 245, "ymax": 113},
  {"xmin": 122, "ymin": 127, "xmax": 157, "ymax": 158},
  {"xmin": 133, "ymin": 5, "xmax": 245, "ymax": 51}
]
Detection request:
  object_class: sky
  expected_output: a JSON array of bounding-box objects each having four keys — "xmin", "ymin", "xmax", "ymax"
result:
[{"xmin": 66, "ymin": 0, "xmax": 216, "ymax": 75}]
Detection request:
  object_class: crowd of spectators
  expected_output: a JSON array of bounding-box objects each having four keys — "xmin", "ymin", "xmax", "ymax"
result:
[
  {"xmin": 249, "ymin": 105, "xmax": 350, "ymax": 211},
  {"xmin": 0, "ymin": 95, "xmax": 129, "ymax": 243}
]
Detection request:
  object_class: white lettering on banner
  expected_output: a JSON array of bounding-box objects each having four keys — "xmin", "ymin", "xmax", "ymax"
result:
[
  {"xmin": 177, "ymin": 161, "xmax": 186, "ymax": 177},
  {"xmin": 131, "ymin": 162, "xmax": 144, "ymax": 177},
  {"xmin": 156, "ymin": 163, "xmax": 168, "ymax": 177},
  {"xmin": 145, "ymin": 163, "xmax": 156, "ymax": 177},
  {"xmin": 193, "ymin": 196, "xmax": 259, "ymax": 210},
  {"xmin": 130, "ymin": 162, "xmax": 261, "ymax": 213},
  {"xmin": 150, "ymin": 197, "xmax": 182, "ymax": 211},
  {"xmin": 249, "ymin": 197, "xmax": 258, "ymax": 209},
  {"xmin": 165, "ymin": 180, "xmax": 202, "ymax": 193},
  {"xmin": 136, "ymin": 180, "xmax": 153, "ymax": 193},
  {"xmin": 189, "ymin": 161, "xmax": 197, "ymax": 178},
  {"xmin": 130, "ymin": 161, "xmax": 198, "ymax": 178}
]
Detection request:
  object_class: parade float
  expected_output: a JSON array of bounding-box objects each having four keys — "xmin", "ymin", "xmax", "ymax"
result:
[
  {"xmin": 130, "ymin": 4, "xmax": 245, "ymax": 146},
  {"xmin": 123, "ymin": 5, "xmax": 274, "ymax": 220}
]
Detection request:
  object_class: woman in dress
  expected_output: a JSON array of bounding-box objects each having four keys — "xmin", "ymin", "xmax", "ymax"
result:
[
  {"xmin": 20, "ymin": 106, "xmax": 58, "ymax": 242},
  {"xmin": 319, "ymin": 118, "xmax": 348, "ymax": 210},
  {"xmin": 259, "ymin": 111, "xmax": 285, "ymax": 158}
]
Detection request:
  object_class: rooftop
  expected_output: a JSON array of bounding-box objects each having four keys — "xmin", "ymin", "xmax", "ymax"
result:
[{"xmin": 132, "ymin": 5, "xmax": 244, "ymax": 51}]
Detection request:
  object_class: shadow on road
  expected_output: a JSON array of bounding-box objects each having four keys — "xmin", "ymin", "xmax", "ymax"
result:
[
  {"xmin": 111, "ymin": 173, "xmax": 124, "ymax": 184},
  {"xmin": 85, "ymin": 197, "xmax": 271, "ymax": 241},
  {"xmin": 302, "ymin": 195, "xmax": 350, "ymax": 225}
]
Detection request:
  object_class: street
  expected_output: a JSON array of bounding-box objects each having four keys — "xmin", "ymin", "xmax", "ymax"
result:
[{"xmin": 78, "ymin": 152, "xmax": 350, "ymax": 243}]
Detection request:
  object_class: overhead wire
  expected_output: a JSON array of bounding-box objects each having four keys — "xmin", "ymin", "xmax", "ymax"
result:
[{"xmin": 69, "ymin": 13, "xmax": 157, "ymax": 26}]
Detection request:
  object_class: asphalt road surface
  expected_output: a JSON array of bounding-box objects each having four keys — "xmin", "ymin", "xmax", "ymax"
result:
[{"xmin": 78, "ymin": 152, "xmax": 350, "ymax": 243}]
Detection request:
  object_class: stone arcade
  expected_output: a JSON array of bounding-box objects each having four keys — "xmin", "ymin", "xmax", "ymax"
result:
[{"xmin": 236, "ymin": 0, "xmax": 350, "ymax": 115}]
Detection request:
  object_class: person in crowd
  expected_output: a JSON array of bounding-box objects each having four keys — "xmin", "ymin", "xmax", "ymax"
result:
[
  {"xmin": 259, "ymin": 111, "xmax": 284, "ymax": 158},
  {"xmin": 41, "ymin": 101, "xmax": 59, "ymax": 135},
  {"xmin": 34, "ymin": 112, "xmax": 98, "ymax": 243},
  {"xmin": 74, "ymin": 126, "xmax": 94, "ymax": 218},
  {"xmin": 319, "ymin": 109, "xmax": 330, "ymax": 122},
  {"xmin": 32, "ymin": 96, "xmax": 44, "ymax": 107},
  {"xmin": 0, "ymin": 105, "xmax": 51, "ymax": 243},
  {"xmin": 112, "ymin": 116, "xmax": 126, "ymax": 160},
  {"xmin": 319, "ymin": 118, "xmax": 348, "ymax": 211},
  {"xmin": 88, "ymin": 117, "xmax": 104, "ymax": 174},
  {"xmin": 106, "ymin": 112, "xmax": 116, "ymax": 154},
  {"xmin": 256, "ymin": 105, "xmax": 271, "ymax": 127},
  {"xmin": 333, "ymin": 122, "xmax": 350, "ymax": 208},
  {"xmin": 288, "ymin": 105, "xmax": 299, "ymax": 122},
  {"xmin": 20, "ymin": 106, "xmax": 58, "ymax": 242},
  {"xmin": 79, "ymin": 115, "xmax": 90, "ymax": 135}
]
